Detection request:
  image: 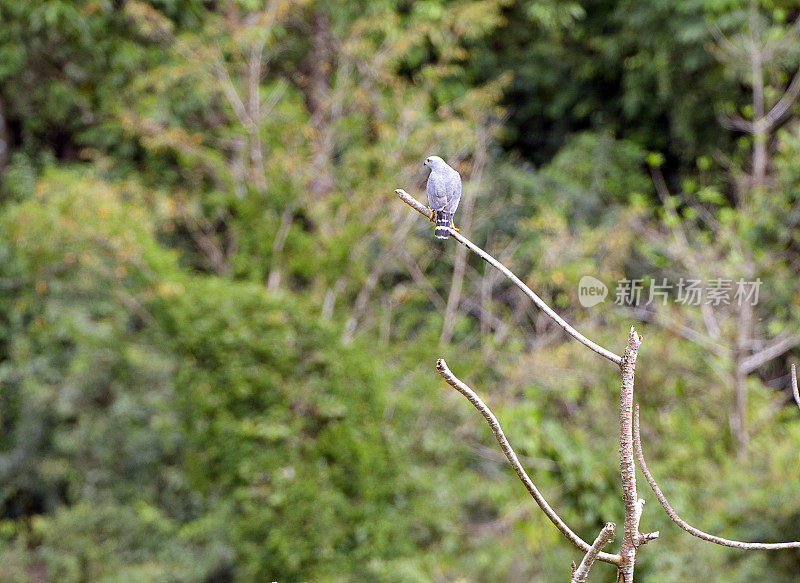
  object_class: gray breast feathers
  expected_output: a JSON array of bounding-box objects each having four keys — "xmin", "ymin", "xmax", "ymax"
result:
[{"xmin": 427, "ymin": 168, "xmax": 461, "ymax": 213}]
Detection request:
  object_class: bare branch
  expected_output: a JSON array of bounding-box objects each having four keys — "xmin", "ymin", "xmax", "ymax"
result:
[
  {"xmin": 396, "ymin": 189, "xmax": 623, "ymax": 366},
  {"xmin": 762, "ymin": 13, "xmax": 800, "ymax": 61},
  {"xmin": 618, "ymin": 328, "xmax": 645, "ymax": 582},
  {"xmin": 571, "ymin": 522, "xmax": 616, "ymax": 583},
  {"xmin": 634, "ymin": 405, "xmax": 800, "ymax": 549},
  {"xmin": 792, "ymin": 364, "xmax": 799, "ymax": 413},
  {"xmin": 266, "ymin": 207, "xmax": 295, "ymax": 291},
  {"xmin": 261, "ymin": 78, "xmax": 288, "ymax": 115},
  {"xmin": 214, "ymin": 55, "xmax": 251, "ymax": 128},
  {"xmin": 342, "ymin": 210, "xmax": 414, "ymax": 342},
  {"xmin": 716, "ymin": 111, "xmax": 754, "ymax": 133},
  {"xmin": 709, "ymin": 23, "xmax": 745, "ymax": 60},
  {"xmin": 763, "ymin": 64, "xmax": 800, "ymax": 129},
  {"xmin": 435, "ymin": 359, "xmax": 621, "ymax": 566},
  {"xmin": 398, "ymin": 247, "xmax": 447, "ymax": 311},
  {"xmin": 738, "ymin": 331, "xmax": 800, "ymax": 375},
  {"xmin": 633, "ymin": 306, "xmax": 731, "ymax": 359}
]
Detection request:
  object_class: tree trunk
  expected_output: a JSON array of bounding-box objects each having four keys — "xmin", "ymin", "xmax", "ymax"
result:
[{"xmin": 301, "ymin": 10, "xmax": 335, "ymax": 200}]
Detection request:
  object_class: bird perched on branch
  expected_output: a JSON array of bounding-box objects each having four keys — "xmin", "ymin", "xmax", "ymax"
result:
[{"xmin": 424, "ymin": 155, "xmax": 461, "ymax": 240}]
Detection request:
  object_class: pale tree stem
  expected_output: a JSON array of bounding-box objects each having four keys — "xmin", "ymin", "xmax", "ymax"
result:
[
  {"xmin": 749, "ymin": 1, "xmax": 767, "ymax": 191},
  {"xmin": 441, "ymin": 126, "xmax": 487, "ymax": 344},
  {"xmin": 304, "ymin": 9, "xmax": 335, "ymax": 200},
  {"xmin": 571, "ymin": 523, "xmax": 616, "ymax": 583},
  {"xmin": 634, "ymin": 405, "xmax": 800, "ymax": 549},
  {"xmin": 266, "ymin": 207, "xmax": 294, "ymax": 291},
  {"xmin": 791, "ymin": 364, "xmax": 800, "ymax": 413},
  {"xmin": 732, "ymin": 261, "xmax": 754, "ymax": 459},
  {"xmin": 435, "ymin": 359, "xmax": 620, "ymax": 566},
  {"xmin": 618, "ymin": 328, "xmax": 646, "ymax": 583},
  {"xmin": 479, "ymin": 233, "xmax": 496, "ymax": 355},
  {"xmin": 395, "ymin": 189, "xmax": 623, "ymax": 366},
  {"xmin": 247, "ymin": 44, "xmax": 268, "ymax": 194},
  {"xmin": 342, "ymin": 210, "xmax": 414, "ymax": 342}
]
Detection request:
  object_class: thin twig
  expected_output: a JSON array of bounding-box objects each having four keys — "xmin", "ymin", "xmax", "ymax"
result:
[
  {"xmin": 633, "ymin": 405, "xmax": 800, "ymax": 549},
  {"xmin": 396, "ymin": 189, "xmax": 623, "ymax": 366},
  {"xmin": 435, "ymin": 359, "xmax": 620, "ymax": 566},
  {"xmin": 571, "ymin": 523, "xmax": 616, "ymax": 583},
  {"xmin": 791, "ymin": 364, "xmax": 799, "ymax": 413}
]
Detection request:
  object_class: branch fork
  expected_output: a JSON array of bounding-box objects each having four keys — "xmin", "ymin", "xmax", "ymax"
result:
[{"xmin": 395, "ymin": 187, "xmax": 800, "ymax": 581}]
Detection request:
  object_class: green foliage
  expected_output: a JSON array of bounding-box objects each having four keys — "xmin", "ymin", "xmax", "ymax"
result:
[
  {"xmin": 1, "ymin": 1, "xmax": 799, "ymax": 582},
  {"xmin": 477, "ymin": 0, "xmax": 738, "ymax": 167}
]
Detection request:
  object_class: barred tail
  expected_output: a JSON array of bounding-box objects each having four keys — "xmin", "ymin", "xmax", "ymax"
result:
[{"xmin": 434, "ymin": 210, "xmax": 452, "ymax": 240}]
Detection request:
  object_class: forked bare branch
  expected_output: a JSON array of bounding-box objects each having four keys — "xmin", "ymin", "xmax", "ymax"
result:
[
  {"xmin": 633, "ymin": 405, "xmax": 800, "ymax": 549},
  {"xmin": 435, "ymin": 359, "xmax": 621, "ymax": 566},
  {"xmin": 396, "ymin": 189, "xmax": 623, "ymax": 366}
]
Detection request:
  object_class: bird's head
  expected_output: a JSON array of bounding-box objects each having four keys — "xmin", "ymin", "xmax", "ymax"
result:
[{"xmin": 424, "ymin": 155, "xmax": 447, "ymax": 171}]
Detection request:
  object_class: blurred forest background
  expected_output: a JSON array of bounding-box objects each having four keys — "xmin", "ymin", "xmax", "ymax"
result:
[{"xmin": 1, "ymin": 0, "xmax": 800, "ymax": 581}]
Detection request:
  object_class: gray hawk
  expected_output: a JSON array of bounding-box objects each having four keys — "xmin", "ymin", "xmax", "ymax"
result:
[{"xmin": 424, "ymin": 155, "xmax": 462, "ymax": 240}]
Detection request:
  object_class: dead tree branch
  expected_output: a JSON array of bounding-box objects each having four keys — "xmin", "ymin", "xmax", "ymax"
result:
[
  {"xmin": 738, "ymin": 332, "xmax": 800, "ymax": 375},
  {"xmin": 792, "ymin": 364, "xmax": 799, "ymax": 413},
  {"xmin": 395, "ymin": 189, "xmax": 622, "ymax": 366},
  {"xmin": 435, "ymin": 359, "xmax": 620, "ymax": 566},
  {"xmin": 633, "ymin": 405, "xmax": 800, "ymax": 549},
  {"xmin": 571, "ymin": 522, "xmax": 616, "ymax": 583},
  {"xmin": 618, "ymin": 329, "xmax": 658, "ymax": 582}
]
